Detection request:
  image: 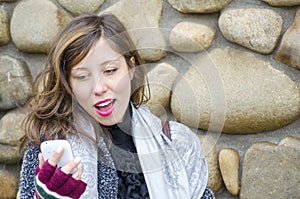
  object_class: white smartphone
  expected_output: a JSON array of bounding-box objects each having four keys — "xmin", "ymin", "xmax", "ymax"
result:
[{"xmin": 41, "ymin": 139, "xmax": 74, "ymax": 168}]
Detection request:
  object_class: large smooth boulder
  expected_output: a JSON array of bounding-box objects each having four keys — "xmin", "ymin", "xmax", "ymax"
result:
[{"xmin": 171, "ymin": 48, "xmax": 300, "ymax": 134}]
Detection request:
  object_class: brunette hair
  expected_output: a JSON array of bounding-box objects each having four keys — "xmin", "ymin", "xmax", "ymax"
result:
[{"xmin": 21, "ymin": 13, "xmax": 150, "ymax": 149}]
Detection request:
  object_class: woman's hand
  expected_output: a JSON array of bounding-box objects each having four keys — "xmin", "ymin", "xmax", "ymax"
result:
[
  {"xmin": 34, "ymin": 147, "xmax": 87, "ymax": 199},
  {"xmin": 38, "ymin": 146, "xmax": 83, "ymax": 180}
]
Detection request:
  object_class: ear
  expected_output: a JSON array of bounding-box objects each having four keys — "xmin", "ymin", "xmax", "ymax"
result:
[{"xmin": 129, "ymin": 56, "xmax": 135, "ymax": 80}]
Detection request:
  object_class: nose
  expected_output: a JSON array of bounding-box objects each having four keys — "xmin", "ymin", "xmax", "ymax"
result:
[{"xmin": 94, "ymin": 74, "xmax": 108, "ymax": 96}]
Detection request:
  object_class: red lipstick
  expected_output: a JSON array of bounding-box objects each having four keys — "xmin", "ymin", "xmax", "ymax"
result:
[{"xmin": 94, "ymin": 99, "xmax": 115, "ymax": 117}]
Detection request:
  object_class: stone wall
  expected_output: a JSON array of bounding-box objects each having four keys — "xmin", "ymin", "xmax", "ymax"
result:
[{"xmin": 0, "ymin": 0, "xmax": 299, "ymax": 198}]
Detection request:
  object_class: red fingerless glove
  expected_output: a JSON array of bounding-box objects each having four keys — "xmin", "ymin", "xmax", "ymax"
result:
[{"xmin": 34, "ymin": 160, "xmax": 87, "ymax": 199}]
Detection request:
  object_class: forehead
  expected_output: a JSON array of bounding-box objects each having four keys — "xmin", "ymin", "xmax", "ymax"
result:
[{"xmin": 74, "ymin": 37, "xmax": 123, "ymax": 69}]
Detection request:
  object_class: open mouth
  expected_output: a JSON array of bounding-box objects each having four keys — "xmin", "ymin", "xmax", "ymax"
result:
[{"xmin": 94, "ymin": 99, "xmax": 116, "ymax": 117}]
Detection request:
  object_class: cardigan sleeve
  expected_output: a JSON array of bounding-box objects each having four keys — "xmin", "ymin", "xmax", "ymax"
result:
[{"xmin": 19, "ymin": 144, "xmax": 40, "ymax": 199}]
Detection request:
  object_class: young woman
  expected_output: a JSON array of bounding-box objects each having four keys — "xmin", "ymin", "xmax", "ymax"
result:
[{"xmin": 19, "ymin": 13, "xmax": 215, "ymax": 199}]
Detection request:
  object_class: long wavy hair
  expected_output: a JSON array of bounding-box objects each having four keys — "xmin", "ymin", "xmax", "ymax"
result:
[{"xmin": 21, "ymin": 13, "xmax": 150, "ymax": 149}]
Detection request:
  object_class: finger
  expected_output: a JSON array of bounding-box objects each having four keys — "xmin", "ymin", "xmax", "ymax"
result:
[
  {"xmin": 38, "ymin": 153, "xmax": 45, "ymax": 169},
  {"xmin": 46, "ymin": 168, "xmax": 70, "ymax": 190},
  {"xmin": 37, "ymin": 161, "xmax": 57, "ymax": 183},
  {"xmin": 69, "ymin": 180, "xmax": 87, "ymax": 199},
  {"xmin": 72, "ymin": 167, "xmax": 83, "ymax": 180},
  {"xmin": 56, "ymin": 171, "xmax": 87, "ymax": 197},
  {"xmin": 61, "ymin": 157, "xmax": 81, "ymax": 174},
  {"xmin": 48, "ymin": 146, "xmax": 64, "ymax": 166}
]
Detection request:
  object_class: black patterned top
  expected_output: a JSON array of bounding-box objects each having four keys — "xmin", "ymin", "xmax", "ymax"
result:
[{"xmin": 104, "ymin": 107, "xmax": 150, "ymax": 199}]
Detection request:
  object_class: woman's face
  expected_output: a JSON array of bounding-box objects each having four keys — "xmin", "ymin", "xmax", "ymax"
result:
[{"xmin": 70, "ymin": 37, "xmax": 134, "ymax": 126}]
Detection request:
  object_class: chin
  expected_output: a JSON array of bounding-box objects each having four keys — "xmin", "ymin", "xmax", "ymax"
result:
[{"xmin": 97, "ymin": 115, "xmax": 120, "ymax": 126}]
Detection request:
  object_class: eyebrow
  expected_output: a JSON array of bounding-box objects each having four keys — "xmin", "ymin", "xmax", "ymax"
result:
[
  {"xmin": 72, "ymin": 58, "xmax": 121, "ymax": 71},
  {"xmin": 100, "ymin": 58, "xmax": 120, "ymax": 67},
  {"xmin": 71, "ymin": 67, "xmax": 88, "ymax": 71}
]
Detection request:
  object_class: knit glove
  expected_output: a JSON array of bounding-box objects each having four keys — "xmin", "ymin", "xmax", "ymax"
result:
[{"xmin": 34, "ymin": 160, "xmax": 87, "ymax": 199}]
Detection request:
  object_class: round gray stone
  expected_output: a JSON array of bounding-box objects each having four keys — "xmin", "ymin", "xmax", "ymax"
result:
[
  {"xmin": 240, "ymin": 136, "xmax": 300, "ymax": 199},
  {"xmin": 275, "ymin": 9, "xmax": 300, "ymax": 69},
  {"xmin": 146, "ymin": 62, "xmax": 178, "ymax": 116},
  {"xmin": 57, "ymin": 0, "xmax": 104, "ymax": 15},
  {"xmin": 169, "ymin": 21, "xmax": 215, "ymax": 53},
  {"xmin": 261, "ymin": 0, "xmax": 300, "ymax": 6},
  {"xmin": 0, "ymin": 7, "xmax": 10, "ymax": 45},
  {"xmin": 219, "ymin": 8, "xmax": 282, "ymax": 54},
  {"xmin": 103, "ymin": 0, "xmax": 166, "ymax": 62},
  {"xmin": 10, "ymin": 0, "xmax": 72, "ymax": 53},
  {"xmin": 0, "ymin": 55, "xmax": 32, "ymax": 110},
  {"xmin": 168, "ymin": 0, "xmax": 233, "ymax": 13}
]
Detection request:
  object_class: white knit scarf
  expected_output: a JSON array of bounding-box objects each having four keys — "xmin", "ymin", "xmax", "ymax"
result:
[{"xmin": 67, "ymin": 103, "xmax": 207, "ymax": 199}]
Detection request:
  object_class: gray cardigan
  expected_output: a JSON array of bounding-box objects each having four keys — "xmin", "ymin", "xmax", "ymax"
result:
[
  {"xmin": 19, "ymin": 143, "xmax": 214, "ymax": 199},
  {"xmin": 19, "ymin": 104, "xmax": 215, "ymax": 198}
]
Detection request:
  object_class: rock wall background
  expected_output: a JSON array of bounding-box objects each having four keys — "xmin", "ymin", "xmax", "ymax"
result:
[{"xmin": 0, "ymin": 0, "xmax": 299, "ymax": 198}]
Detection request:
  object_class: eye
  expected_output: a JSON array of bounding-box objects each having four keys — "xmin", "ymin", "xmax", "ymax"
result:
[
  {"xmin": 73, "ymin": 74, "xmax": 89, "ymax": 81},
  {"xmin": 103, "ymin": 68, "xmax": 117, "ymax": 75},
  {"xmin": 75, "ymin": 75, "xmax": 87, "ymax": 80}
]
